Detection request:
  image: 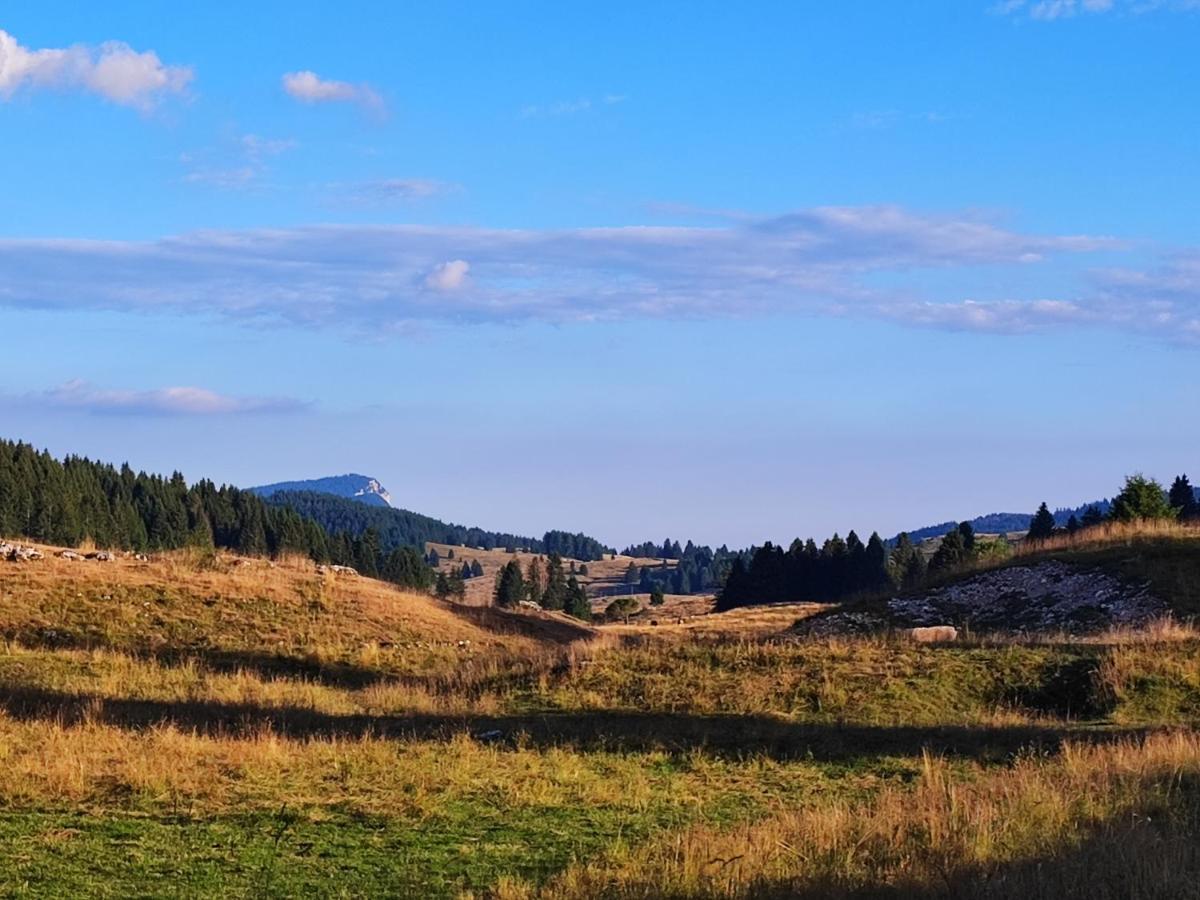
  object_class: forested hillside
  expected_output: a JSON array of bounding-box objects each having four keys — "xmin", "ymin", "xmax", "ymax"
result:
[
  {"xmin": 0, "ymin": 439, "xmax": 431, "ymax": 590},
  {"xmin": 263, "ymin": 491, "xmax": 613, "ymax": 561}
]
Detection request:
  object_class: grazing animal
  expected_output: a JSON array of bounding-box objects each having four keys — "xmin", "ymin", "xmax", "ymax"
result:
[{"xmin": 908, "ymin": 625, "xmax": 958, "ymax": 643}]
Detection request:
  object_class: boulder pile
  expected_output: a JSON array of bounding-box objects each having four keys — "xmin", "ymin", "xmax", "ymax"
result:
[
  {"xmin": 1, "ymin": 542, "xmax": 43, "ymax": 561},
  {"xmin": 891, "ymin": 561, "xmax": 1166, "ymax": 633}
]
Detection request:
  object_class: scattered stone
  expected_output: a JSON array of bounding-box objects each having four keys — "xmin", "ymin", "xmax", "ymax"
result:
[
  {"xmin": 133, "ymin": 553, "xmax": 149, "ymax": 562},
  {"xmin": 1, "ymin": 543, "xmax": 43, "ymax": 562},
  {"xmin": 329, "ymin": 565, "xmax": 358, "ymax": 577},
  {"xmin": 908, "ymin": 625, "xmax": 958, "ymax": 643},
  {"xmin": 799, "ymin": 610, "xmax": 890, "ymax": 637},
  {"xmin": 87, "ymin": 551, "xmax": 115, "ymax": 562},
  {"xmin": 58, "ymin": 550, "xmax": 84, "ymax": 561},
  {"xmin": 888, "ymin": 561, "xmax": 1167, "ymax": 633}
]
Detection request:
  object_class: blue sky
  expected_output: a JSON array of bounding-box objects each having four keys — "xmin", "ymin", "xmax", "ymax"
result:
[{"xmin": 1, "ymin": 1, "xmax": 1198, "ymax": 548}]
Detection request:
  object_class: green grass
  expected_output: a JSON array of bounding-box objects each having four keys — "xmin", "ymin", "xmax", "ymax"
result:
[{"xmin": 3, "ymin": 537, "xmax": 1200, "ymax": 897}]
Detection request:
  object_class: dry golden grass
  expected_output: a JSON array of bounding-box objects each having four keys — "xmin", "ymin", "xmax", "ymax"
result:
[
  {"xmin": 500, "ymin": 731, "xmax": 1200, "ymax": 899},
  {"xmin": 1013, "ymin": 519, "xmax": 1200, "ymax": 557},
  {"xmin": 0, "ymin": 543, "xmax": 562, "ymax": 682},
  {"xmin": 605, "ymin": 601, "xmax": 829, "ymax": 638}
]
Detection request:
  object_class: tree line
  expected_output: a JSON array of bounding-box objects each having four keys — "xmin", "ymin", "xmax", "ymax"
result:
[
  {"xmin": 0, "ymin": 439, "xmax": 432, "ymax": 591},
  {"xmin": 717, "ymin": 473, "xmax": 1199, "ymax": 611}
]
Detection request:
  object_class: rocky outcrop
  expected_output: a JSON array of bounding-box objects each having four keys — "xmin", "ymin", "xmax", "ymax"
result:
[
  {"xmin": 889, "ymin": 561, "xmax": 1166, "ymax": 633},
  {"xmin": 799, "ymin": 561, "xmax": 1168, "ymax": 637},
  {"xmin": 1, "ymin": 542, "xmax": 43, "ymax": 561}
]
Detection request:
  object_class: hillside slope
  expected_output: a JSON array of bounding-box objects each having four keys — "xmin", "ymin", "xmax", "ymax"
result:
[{"xmin": 0, "ymin": 543, "xmax": 592, "ymax": 684}]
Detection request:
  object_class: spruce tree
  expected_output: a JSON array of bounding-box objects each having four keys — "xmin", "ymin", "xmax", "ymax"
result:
[
  {"xmin": 493, "ymin": 560, "xmax": 526, "ymax": 608},
  {"xmin": 566, "ymin": 576, "xmax": 591, "ymax": 620},
  {"xmin": 1027, "ymin": 502, "xmax": 1057, "ymax": 541},
  {"xmin": 929, "ymin": 528, "xmax": 967, "ymax": 573},
  {"xmin": 526, "ymin": 557, "xmax": 543, "ymax": 607},
  {"xmin": 542, "ymin": 553, "xmax": 567, "ymax": 610},
  {"xmin": 1168, "ymin": 475, "xmax": 1198, "ymax": 520}
]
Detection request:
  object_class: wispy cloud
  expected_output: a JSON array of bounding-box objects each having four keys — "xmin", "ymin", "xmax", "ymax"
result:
[
  {"xmin": 995, "ymin": 0, "xmax": 1200, "ymax": 19},
  {"xmin": 31, "ymin": 380, "xmax": 308, "ymax": 416},
  {"xmin": 0, "ymin": 28, "xmax": 191, "ymax": 110},
  {"xmin": 282, "ymin": 70, "xmax": 383, "ymax": 113},
  {"xmin": 0, "ymin": 206, "xmax": 1154, "ymax": 340},
  {"xmin": 520, "ymin": 93, "xmax": 625, "ymax": 118},
  {"xmin": 332, "ymin": 177, "xmax": 460, "ymax": 204},
  {"xmin": 181, "ymin": 133, "xmax": 296, "ymax": 190}
]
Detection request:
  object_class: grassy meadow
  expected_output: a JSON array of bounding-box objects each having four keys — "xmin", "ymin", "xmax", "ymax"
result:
[{"xmin": 0, "ymin": 536, "xmax": 1199, "ymax": 897}]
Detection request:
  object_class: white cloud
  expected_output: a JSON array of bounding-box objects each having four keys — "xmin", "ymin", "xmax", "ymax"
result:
[
  {"xmin": 36, "ymin": 380, "xmax": 308, "ymax": 416},
  {"xmin": 424, "ymin": 260, "xmax": 470, "ymax": 291},
  {"xmin": 996, "ymin": 0, "xmax": 1198, "ymax": 17},
  {"xmin": 0, "ymin": 29, "xmax": 191, "ymax": 109},
  {"xmin": 0, "ymin": 206, "xmax": 1156, "ymax": 339},
  {"xmin": 282, "ymin": 70, "xmax": 382, "ymax": 111}
]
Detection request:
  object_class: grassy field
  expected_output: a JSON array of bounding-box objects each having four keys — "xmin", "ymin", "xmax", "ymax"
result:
[{"xmin": 0, "ymin": 537, "xmax": 1199, "ymax": 897}]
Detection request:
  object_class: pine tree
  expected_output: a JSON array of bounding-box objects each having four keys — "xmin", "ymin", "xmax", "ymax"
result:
[
  {"xmin": 929, "ymin": 528, "xmax": 967, "ymax": 573},
  {"xmin": 1168, "ymin": 475, "xmax": 1198, "ymax": 520},
  {"xmin": 470, "ymin": 559, "xmax": 484, "ymax": 578},
  {"xmin": 1027, "ymin": 502, "xmax": 1057, "ymax": 541},
  {"xmin": 1081, "ymin": 504, "xmax": 1105, "ymax": 528},
  {"xmin": 435, "ymin": 571, "xmax": 452, "ymax": 599},
  {"xmin": 493, "ymin": 560, "xmax": 526, "ymax": 608},
  {"xmin": 566, "ymin": 576, "xmax": 591, "ymax": 620},
  {"xmin": 542, "ymin": 553, "xmax": 567, "ymax": 610},
  {"xmin": 1109, "ymin": 475, "xmax": 1175, "ymax": 522},
  {"xmin": 1066, "ymin": 514, "xmax": 1080, "ymax": 535},
  {"xmin": 957, "ymin": 522, "xmax": 976, "ymax": 553},
  {"xmin": 526, "ymin": 557, "xmax": 543, "ymax": 607},
  {"xmin": 649, "ymin": 584, "xmax": 665, "ymax": 606}
]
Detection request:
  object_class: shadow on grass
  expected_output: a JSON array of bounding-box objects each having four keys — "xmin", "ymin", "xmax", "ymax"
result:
[
  {"xmin": 2, "ymin": 602, "xmax": 592, "ymax": 691},
  {"xmin": 0, "ymin": 684, "xmax": 1153, "ymax": 763}
]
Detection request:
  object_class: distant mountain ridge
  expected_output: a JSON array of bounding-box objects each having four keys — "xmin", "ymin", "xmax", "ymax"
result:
[
  {"xmin": 250, "ymin": 474, "xmax": 393, "ymax": 508},
  {"xmin": 897, "ymin": 486, "xmax": 1200, "ymax": 544},
  {"xmin": 896, "ymin": 500, "xmax": 1111, "ymax": 544}
]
